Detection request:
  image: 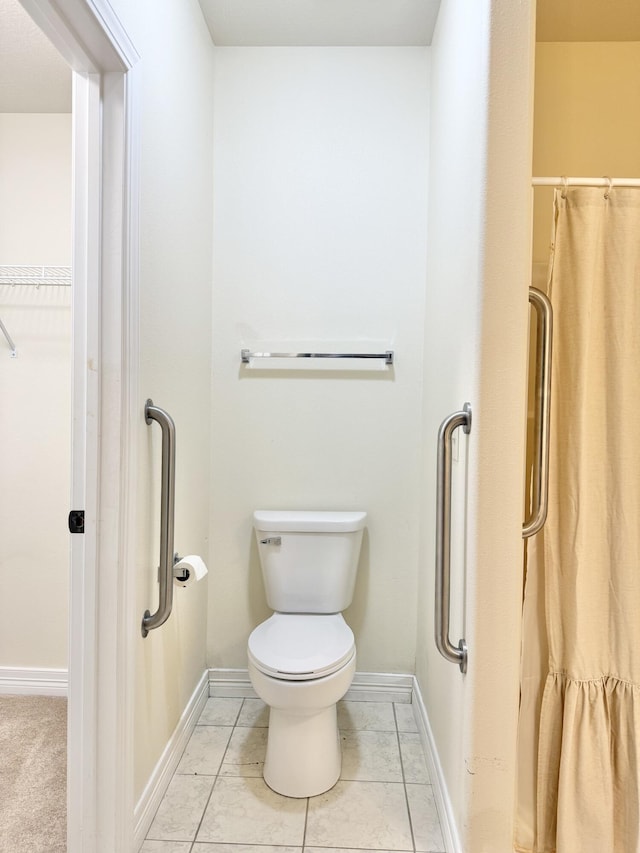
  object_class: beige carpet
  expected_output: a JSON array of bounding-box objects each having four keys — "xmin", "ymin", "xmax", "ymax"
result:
[{"xmin": 0, "ymin": 695, "xmax": 66, "ymax": 852}]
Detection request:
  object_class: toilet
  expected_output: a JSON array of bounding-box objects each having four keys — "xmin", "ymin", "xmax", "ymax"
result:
[{"xmin": 248, "ymin": 509, "xmax": 367, "ymax": 798}]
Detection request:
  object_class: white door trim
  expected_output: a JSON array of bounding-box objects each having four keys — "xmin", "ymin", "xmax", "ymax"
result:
[{"xmin": 18, "ymin": 2, "xmax": 139, "ymax": 851}]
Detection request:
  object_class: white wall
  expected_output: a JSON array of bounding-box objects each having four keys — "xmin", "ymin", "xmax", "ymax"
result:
[
  {"xmin": 106, "ymin": 0, "xmax": 215, "ymax": 803},
  {"xmin": 0, "ymin": 113, "xmax": 71, "ymax": 669},
  {"xmin": 209, "ymin": 47, "xmax": 430, "ymax": 674},
  {"xmin": 416, "ymin": 1, "xmax": 533, "ymax": 850}
]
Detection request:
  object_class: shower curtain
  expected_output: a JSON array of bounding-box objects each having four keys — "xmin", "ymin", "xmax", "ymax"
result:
[{"xmin": 523, "ymin": 187, "xmax": 640, "ymax": 853}]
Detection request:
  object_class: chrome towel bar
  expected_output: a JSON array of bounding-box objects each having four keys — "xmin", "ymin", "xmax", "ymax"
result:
[
  {"xmin": 523, "ymin": 288, "xmax": 553, "ymax": 539},
  {"xmin": 435, "ymin": 403, "xmax": 471, "ymax": 673},
  {"xmin": 142, "ymin": 399, "xmax": 177, "ymax": 637},
  {"xmin": 241, "ymin": 349, "xmax": 394, "ymax": 365}
]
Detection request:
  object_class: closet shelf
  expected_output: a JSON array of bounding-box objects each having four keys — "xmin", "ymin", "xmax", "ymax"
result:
[
  {"xmin": 0, "ymin": 265, "xmax": 72, "ymax": 357},
  {"xmin": 0, "ymin": 265, "xmax": 72, "ymax": 287}
]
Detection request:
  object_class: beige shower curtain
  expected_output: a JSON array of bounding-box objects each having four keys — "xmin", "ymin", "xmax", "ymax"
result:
[{"xmin": 521, "ymin": 187, "xmax": 640, "ymax": 853}]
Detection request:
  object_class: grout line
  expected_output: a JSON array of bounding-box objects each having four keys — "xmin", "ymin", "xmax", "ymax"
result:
[
  {"xmin": 394, "ymin": 702, "xmax": 417, "ymax": 853},
  {"xmin": 188, "ymin": 699, "xmax": 243, "ymax": 847},
  {"xmin": 142, "ymin": 724, "xmax": 199, "ymax": 844},
  {"xmin": 301, "ymin": 794, "xmax": 310, "ymax": 850},
  {"xmin": 303, "ymin": 848, "xmax": 414, "ymax": 852},
  {"xmin": 191, "ymin": 845, "xmax": 308, "ymax": 850},
  {"xmin": 216, "ymin": 713, "xmax": 237, "ymax": 774},
  {"xmin": 187, "ymin": 844, "xmax": 308, "ymax": 850},
  {"xmin": 232, "ymin": 696, "xmax": 244, "ymax": 727},
  {"xmin": 189, "ymin": 770, "xmax": 219, "ymax": 846},
  {"xmin": 339, "ymin": 727, "xmax": 398, "ymax": 733},
  {"xmin": 197, "ymin": 696, "xmax": 245, "ymax": 727}
]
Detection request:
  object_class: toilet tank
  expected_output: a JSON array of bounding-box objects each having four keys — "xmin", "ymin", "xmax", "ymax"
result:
[{"xmin": 253, "ymin": 510, "xmax": 367, "ymax": 613}]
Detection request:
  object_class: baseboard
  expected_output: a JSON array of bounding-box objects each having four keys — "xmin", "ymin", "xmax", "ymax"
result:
[
  {"xmin": 209, "ymin": 667, "xmax": 256, "ymax": 698},
  {"xmin": 411, "ymin": 675, "xmax": 462, "ymax": 853},
  {"xmin": 0, "ymin": 667, "xmax": 68, "ymax": 696},
  {"xmin": 208, "ymin": 668, "xmax": 413, "ymax": 703},
  {"xmin": 345, "ymin": 671, "xmax": 413, "ymax": 703},
  {"xmin": 133, "ymin": 669, "xmax": 209, "ymax": 849}
]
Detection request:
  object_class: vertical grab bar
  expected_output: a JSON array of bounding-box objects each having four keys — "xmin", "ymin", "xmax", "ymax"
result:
[
  {"xmin": 142, "ymin": 399, "xmax": 176, "ymax": 637},
  {"xmin": 523, "ymin": 288, "xmax": 553, "ymax": 539},
  {"xmin": 435, "ymin": 403, "xmax": 471, "ymax": 673}
]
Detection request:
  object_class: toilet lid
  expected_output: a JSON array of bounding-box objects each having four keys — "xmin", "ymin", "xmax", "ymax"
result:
[{"xmin": 248, "ymin": 613, "xmax": 355, "ymax": 681}]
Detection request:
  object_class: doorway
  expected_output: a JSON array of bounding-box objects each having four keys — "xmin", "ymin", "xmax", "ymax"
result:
[
  {"xmin": 0, "ymin": 5, "xmax": 72, "ymax": 848},
  {"xmin": 8, "ymin": 0, "xmax": 140, "ymax": 850}
]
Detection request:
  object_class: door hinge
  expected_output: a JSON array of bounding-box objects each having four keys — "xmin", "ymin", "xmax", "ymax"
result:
[{"xmin": 68, "ymin": 510, "xmax": 85, "ymax": 534}]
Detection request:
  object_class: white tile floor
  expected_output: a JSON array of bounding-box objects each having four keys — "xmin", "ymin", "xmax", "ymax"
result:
[{"xmin": 140, "ymin": 697, "xmax": 445, "ymax": 853}]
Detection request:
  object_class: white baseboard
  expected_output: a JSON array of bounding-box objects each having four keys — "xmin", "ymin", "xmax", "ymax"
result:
[
  {"xmin": 133, "ymin": 669, "xmax": 209, "ymax": 849},
  {"xmin": 0, "ymin": 667, "xmax": 68, "ymax": 696},
  {"xmin": 208, "ymin": 668, "xmax": 413, "ymax": 704},
  {"xmin": 345, "ymin": 671, "xmax": 413, "ymax": 703},
  {"xmin": 209, "ymin": 667, "xmax": 256, "ymax": 698},
  {"xmin": 411, "ymin": 675, "xmax": 462, "ymax": 853}
]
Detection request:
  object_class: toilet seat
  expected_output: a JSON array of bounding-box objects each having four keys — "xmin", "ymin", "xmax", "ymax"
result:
[{"xmin": 248, "ymin": 613, "xmax": 355, "ymax": 681}]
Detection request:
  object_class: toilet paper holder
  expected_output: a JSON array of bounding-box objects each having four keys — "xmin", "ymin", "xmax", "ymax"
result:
[
  {"xmin": 172, "ymin": 553, "xmax": 209, "ymax": 586},
  {"xmin": 173, "ymin": 553, "xmax": 188, "ymax": 583},
  {"xmin": 155, "ymin": 554, "xmax": 185, "ymax": 581}
]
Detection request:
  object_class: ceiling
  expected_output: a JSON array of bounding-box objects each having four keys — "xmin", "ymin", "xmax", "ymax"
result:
[
  {"xmin": 0, "ymin": 0, "xmax": 71, "ymax": 112},
  {"xmin": 536, "ymin": 0, "xmax": 640, "ymax": 41},
  {"xmin": 1, "ymin": 0, "xmax": 638, "ymax": 114},
  {"xmin": 198, "ymin": 0, "xmax": 441, "ymax": 46}
]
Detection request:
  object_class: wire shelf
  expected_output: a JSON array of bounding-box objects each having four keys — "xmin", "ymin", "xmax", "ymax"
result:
[{"xmin": 0, "ymin": 265, "xmax": 72, "ymax": 287}]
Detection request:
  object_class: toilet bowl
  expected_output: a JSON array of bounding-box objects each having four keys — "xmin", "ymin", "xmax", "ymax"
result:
[
  {"xmin": 248, "ymin": 613, "xmax": 356, "ymax": 797},
  {"xmin": 248, "ymin": 510, "xmax": 366, "ymax": 798}
]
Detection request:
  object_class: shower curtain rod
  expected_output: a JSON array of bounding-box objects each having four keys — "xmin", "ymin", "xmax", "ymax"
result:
[{"xmin": 533, "ymin": 176, "xmax": 640, "ymax": 188}]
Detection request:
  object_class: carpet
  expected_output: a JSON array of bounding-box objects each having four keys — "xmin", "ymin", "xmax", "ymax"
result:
[{"xmin": 0, "ymin": 695, "xmax": 66, "ymax": 852}]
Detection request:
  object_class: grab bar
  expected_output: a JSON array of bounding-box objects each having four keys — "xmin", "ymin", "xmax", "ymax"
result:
[
  {"xmin": 142, "ymin": 399, "xmax": 177, "ymax": 637},
  {"xmin": 241, "ymin": 349, "xmax": 394, "ymax": 365},
  {"xmin": 523, "ymin": 288, "xmax": 553, "ymax": 538},
  {"xmin": 435, "ymin": 403, "xmax": 471, "ymax": 673}
]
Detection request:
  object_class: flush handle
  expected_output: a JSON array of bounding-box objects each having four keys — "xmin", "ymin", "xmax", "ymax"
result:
[{"xmin": 260, "ymin": 537, "xmax": 282, "ymax": 546}]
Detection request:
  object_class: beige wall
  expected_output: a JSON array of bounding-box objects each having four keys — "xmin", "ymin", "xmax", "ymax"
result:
[
  {"xmin": 106, "ymin": 0, "xmax": 215, "ymax": 802},
  {"xmin": 533, "ymin": 42, "xmax": 640, "ymax": 262},
  {"xmin": 416, "ymin": 0, "xmax": 533, "ymax": 850},
  {"xmin": 0, "ymin": 113, "xmax": 71, "ymax": 670},
  {"xmin": 518, "ymin": 36, "xmax": 640, "ymax": 849},
  {"xmin": 0, "ymin": 114, "xmax": 71, "ymax": 264},
  {"xmin": 208, "ymin": 47, "xmax": 430, "ymax": 674}
]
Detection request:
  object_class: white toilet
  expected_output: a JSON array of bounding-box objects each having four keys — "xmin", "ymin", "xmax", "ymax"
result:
[{"xmin": 248, "ymin": 509, "xmax": 367, "ymax": 798}]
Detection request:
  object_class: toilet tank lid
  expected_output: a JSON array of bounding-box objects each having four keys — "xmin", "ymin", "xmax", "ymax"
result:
[{"xmin": 253, "ymin": 510, "xmax": 367, "ymax": 533}]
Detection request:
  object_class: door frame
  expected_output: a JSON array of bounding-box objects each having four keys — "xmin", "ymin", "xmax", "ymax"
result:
[{"xmin": 18, "ymin": 1, "xmax": 139, "ymax": 850}]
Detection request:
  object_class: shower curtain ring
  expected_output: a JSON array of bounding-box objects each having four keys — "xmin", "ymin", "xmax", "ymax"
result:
[
  {"xmin": 560, "ymin": 175, "xmax": 568, "ymax": 199},
  {"xmin": 603, "ymin": 176, "xmax": 613, "ymax": 199}
]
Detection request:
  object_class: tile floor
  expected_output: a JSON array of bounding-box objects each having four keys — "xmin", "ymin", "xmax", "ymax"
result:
[{"xmin": 140, "ymin": 697, "xmax": 445, "ymax": 853}]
